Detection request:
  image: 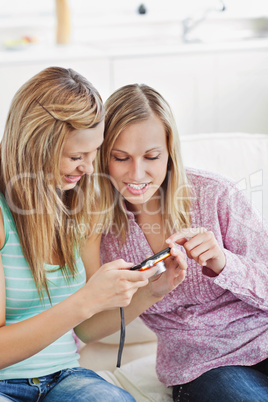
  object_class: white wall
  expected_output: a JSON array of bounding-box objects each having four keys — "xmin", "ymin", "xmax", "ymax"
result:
[{"xmin": 1, "ymin": 0, "xmax": 268, "ymax": 18}]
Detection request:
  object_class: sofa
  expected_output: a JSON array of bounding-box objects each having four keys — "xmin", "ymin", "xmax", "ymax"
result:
[{"xmin": 79, "ymin": 132, "xmax": 268, "ymax": 401}]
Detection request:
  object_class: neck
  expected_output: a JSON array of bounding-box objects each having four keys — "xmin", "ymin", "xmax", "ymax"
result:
[
  {"xmin": 126, "ymin": 197, "xmax": 167, "ymax": 253},
  {"xmin": 125, "ymin": 190, "xmax": 163, "ymax": 215}
]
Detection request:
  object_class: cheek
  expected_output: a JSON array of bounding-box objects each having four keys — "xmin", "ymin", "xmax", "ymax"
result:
[
  {"xmin": 107, "ymin": 163, "xmax": 121, "ymax": 191},
  {"xmin": 153, "ymin": 158, "xmax": 168, "ymax": 178},
  {"xmin": 108, "ymin": 162, "xmax": 128, "ymax": 192},
  {"xmin": 59, "ymin": 160, "xmax": 66, "ymax": 174},
  {"xmin": 59, "ymin": 159, "xmax": 75, "ymax": 175},
  {"xmin": 108, "ymin": 162, "xmax": 120, "ymax": 180}
]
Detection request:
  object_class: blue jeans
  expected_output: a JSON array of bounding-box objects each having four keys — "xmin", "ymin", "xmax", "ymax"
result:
[
  {"xmin": 0, "ymin": 367, "xmax": 135, "ymax": 402},
  {"xmin": 172, "ymin": 359, "xmax": 268, "ymax": 402}
]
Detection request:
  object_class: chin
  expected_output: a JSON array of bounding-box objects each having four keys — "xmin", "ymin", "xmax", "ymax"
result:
[
  {"xmin": 62, "ymin": 182, "xmax": 77, "ymax": 191},
  {"xmin": 125, "ymin": 195, "xmax": 150, "ymax": 206}
]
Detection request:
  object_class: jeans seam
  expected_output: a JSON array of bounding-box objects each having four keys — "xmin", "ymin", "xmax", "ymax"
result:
[
  {"xmin": 174, "ymin": 385, "xmax": 191, "ymax": 402},
  {"xmin": 174, "ymin": 385, "xmax": 182, "ymax": 402}
]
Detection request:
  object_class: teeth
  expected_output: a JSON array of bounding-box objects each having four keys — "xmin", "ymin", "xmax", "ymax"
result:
[{"xmin": 128, "ymin": 183, "xmax": 147, "ymax": 190}]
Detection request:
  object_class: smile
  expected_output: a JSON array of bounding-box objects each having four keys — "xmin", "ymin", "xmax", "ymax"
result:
[
  {"xmin": 127, "ymin": 183, "xmax": 148, "ymax": 190},
  {"xmin": 124, "ymin": 182, "xmax": 150, "ymax": 196},
  {"xmin": 64, "ymin": 175, "xmax": 83, "ymax": 183}
]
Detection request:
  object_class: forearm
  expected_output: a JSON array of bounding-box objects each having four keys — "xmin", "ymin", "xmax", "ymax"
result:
[
  {"xmin": 0, "ymin": 288, "xmax": 89, "ymax": 369},
  {"xmin": 75, "ymin": 285, "xmax": 162, "ymax": 343}
]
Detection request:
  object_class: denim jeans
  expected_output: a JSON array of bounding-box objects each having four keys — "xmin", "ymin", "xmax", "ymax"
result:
[
  {"xmin": 0, "ymin": 367, "xmax": 135, "ymax": 402},
  {"xmin": 172, "ymin": 359, "xmax": 268, "ymax": 402}
]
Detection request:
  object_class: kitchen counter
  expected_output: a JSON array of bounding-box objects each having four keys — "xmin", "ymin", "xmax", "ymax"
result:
[
  {"xmin": 94, "ymin": 37, "xmax": 268, "ymax": 58},
  {"xmin": 1, "ymin": 37, "xmax": 268, "ymax": 65},
  {"xmin": 0, "ymin": 43, "xmax": 106, "ymax": 65}
]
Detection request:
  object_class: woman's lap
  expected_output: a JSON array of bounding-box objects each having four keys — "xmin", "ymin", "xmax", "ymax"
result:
[
  {"xmin": 173, "ymin": 361, "xmax": 268, "ymax": 402},
  {"xmin": 43, "ymin": 368, "xmax": 134, "ymax": 402},
  {"xmin": 0, "ymin": 367, "xmax": 135, "ymax": 402}
]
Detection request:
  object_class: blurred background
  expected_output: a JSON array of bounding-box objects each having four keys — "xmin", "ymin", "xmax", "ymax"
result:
[{"xmin": 0, "ymin": 0, "xmax": 268, "ymax": 137}]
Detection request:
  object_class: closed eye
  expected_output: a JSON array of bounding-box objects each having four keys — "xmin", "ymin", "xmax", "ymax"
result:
[
  {"xmin": 71, "ymin": 156, "xmax": 82, "ymax": 161},
  {"xmin": 145, "ymin": 155, "xmax": 160, "ymax": 160},
  {"xmin": 112, "ymin": 156, "xmax": 129, "ymax": 162}
]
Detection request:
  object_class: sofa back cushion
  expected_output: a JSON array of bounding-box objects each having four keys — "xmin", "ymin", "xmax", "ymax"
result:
[{"xmin": 180, "ymin": 133, "xmax": 268, "ymax": 221}]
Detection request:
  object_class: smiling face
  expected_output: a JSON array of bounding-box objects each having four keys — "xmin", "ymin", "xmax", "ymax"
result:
[
  {"xmin": 108, "ymin": 114, "xmax": 169, "ymax": 210},
  {"xmin": 60, "ymin": 121, "xmax": 104, "ymax": 190}
]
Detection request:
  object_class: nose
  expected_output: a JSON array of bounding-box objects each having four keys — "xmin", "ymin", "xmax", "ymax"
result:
[
  {"xmin": 78, "ymin": 155, "xmax": 94, "ymax": 175},
  {"xmin": 129, "ymin": 159, "xmax": 145, "ymax": 181}
]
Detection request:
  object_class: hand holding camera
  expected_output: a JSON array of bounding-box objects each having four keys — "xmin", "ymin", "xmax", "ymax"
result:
[{"xmin": 131, "ymin": 246, "xmax": 187, "ymax": 299}]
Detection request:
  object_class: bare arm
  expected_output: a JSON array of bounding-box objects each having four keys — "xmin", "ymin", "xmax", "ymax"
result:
[
  {"xmin": 0, "ymin": 254, "xmax": 157, "ymax": 369},
  {"xmin": 74, "ymin": 268, "xmax": 161, "ymax": 343},
  {"xmin": 0, "ymin": 214, "xmax": 155, "ymax": 370}
]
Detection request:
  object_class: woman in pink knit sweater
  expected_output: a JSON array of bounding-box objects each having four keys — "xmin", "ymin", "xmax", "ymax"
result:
[{"xmin": 93, "ymin": 84, "xmax": 268, "ymax": 401}]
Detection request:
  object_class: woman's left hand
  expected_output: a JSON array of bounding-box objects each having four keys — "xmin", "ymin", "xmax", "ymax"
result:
[
  {"xmin": 166, "ymin": 228, "xmax": 226, "ymax": 275},
  {"xmin": 147, "ymin": 246, "xmax": 187, "ymax": 298}
]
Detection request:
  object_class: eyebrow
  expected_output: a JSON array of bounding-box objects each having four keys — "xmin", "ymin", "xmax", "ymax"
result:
[
  {"xmin": 111, "ymin": 147, "xmax": 163, "ymax": 153},
  {"xmin": 68, "ymin": 151, "xmax": 87, "ymax": 155},
  {"xmin": 68, "ymin": 146, "xmax": 101, "ymax": 155}
]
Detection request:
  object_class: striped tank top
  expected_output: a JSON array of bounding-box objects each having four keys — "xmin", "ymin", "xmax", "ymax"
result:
[{"xmin": 0, "ymin": 193, "xmax": 86, "ymax": 380}]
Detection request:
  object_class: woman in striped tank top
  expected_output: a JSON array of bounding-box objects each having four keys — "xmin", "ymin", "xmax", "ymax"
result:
[{"xmin": 0, "ymin": 68, "xmax": 176, "ymax": 401}]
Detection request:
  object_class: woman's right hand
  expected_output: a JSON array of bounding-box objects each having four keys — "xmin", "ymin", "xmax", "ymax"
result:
[
  {"xmin": 147, "ymin": 245, "xmax": 187, "ymax": 299},
  {"xmin": 82, "ymin": 259, "xmax": 159, "ymax": 316}
]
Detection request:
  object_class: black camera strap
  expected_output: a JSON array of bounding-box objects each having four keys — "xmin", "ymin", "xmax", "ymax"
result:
[{"xmin": 116, "ymin": 307, "xmax": 125, "ymax": 367}]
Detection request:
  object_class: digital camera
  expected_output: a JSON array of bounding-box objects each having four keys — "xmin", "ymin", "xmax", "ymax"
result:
[{"xmin": 130, "ymin": 247, "xmax": 171, "ymax": 275}]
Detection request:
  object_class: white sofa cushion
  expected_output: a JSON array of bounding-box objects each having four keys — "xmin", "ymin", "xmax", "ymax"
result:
[
  {"xmin": 79, "ymin": 317, "xmax": 157, "ymax": 371},
  {"xmin": 180, "ymin": 133, "xmax": 268, "ymax": 220},
  {"xmin": 98, "ymin": 355, "xmax": 172, "ymax": 402}
]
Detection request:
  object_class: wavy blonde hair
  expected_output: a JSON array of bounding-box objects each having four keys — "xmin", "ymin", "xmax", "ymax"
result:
[
  {"xmin": 97, "ymin": 84, "xmax": 191, "ymax": 241},
  {"xmin": 0, "ymin": 66, "xmax": 104, "ymax": 299}
]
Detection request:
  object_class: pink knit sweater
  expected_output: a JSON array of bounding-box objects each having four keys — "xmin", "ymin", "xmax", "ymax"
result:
[{"xmin": 101, "ymin": 168, "xmax": 268, "ymax": 386}]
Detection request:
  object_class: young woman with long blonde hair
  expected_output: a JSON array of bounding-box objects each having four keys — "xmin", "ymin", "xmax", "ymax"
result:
[
  {"xmin": 0, "ymin": 68, "xmax": 171, "ymax": 402},
  {"xmin": 95, "ymin": 83, "xmax": 268, "ymax": 401}
]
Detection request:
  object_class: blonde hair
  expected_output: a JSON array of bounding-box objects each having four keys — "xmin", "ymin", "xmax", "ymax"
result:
[
  {"xmin": 97, "ymin": 84, "xmax": 191, "ymax": 241},
  {"xmin": 0, "ymin": 66, "xmax": 104, "ymax": 299}
]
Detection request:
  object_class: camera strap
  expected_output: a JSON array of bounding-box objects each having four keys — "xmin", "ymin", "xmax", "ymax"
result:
[{"xmin": 116, "ymin": 307, "xmax": 125, "ymax": 367}]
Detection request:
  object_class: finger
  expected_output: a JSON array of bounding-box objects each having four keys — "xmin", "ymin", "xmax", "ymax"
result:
[
  {"xmin": 132, "ymin": 278, "xmax": 151, "ymax": 289},
  {"xmin": 197, "ymin": 247, "xmax": 221, "ymax": 266},
  {"xmin": 169, "ymin": 247, "xmax": 187, "ymax": 270},
  {"xmin": 169, "ymin": 245, "xmax": 182, "ymax": 257},
  {"xmin": 125, "ymin": 265, "xmax": 159, "ymax": 282},
  {"xmin": 104, "ymin": 259, "xmax": 134, "ymax": 271},
  {"xmin": 174, "ymin": 269, "xmax": 187, "ymax": 285},
  {"xmin": 166, "ymin": 228, "xmax": 207, "ymax": 244},
  {"xmin": 176, "ymin": 253, "xmax": 187, "ymax": 270},
  {"xmin": 184, "ymin": 239, "xmax": 210, "ymax": 258},
  {"xmin": 184, "ymin": 232, "xmax": 211, "ymax": 251}
]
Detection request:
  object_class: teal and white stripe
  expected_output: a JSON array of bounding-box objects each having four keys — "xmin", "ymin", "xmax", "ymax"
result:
[{"xmin": 0, "ymin": 193, "xmax": 86, "ymax": 380}]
